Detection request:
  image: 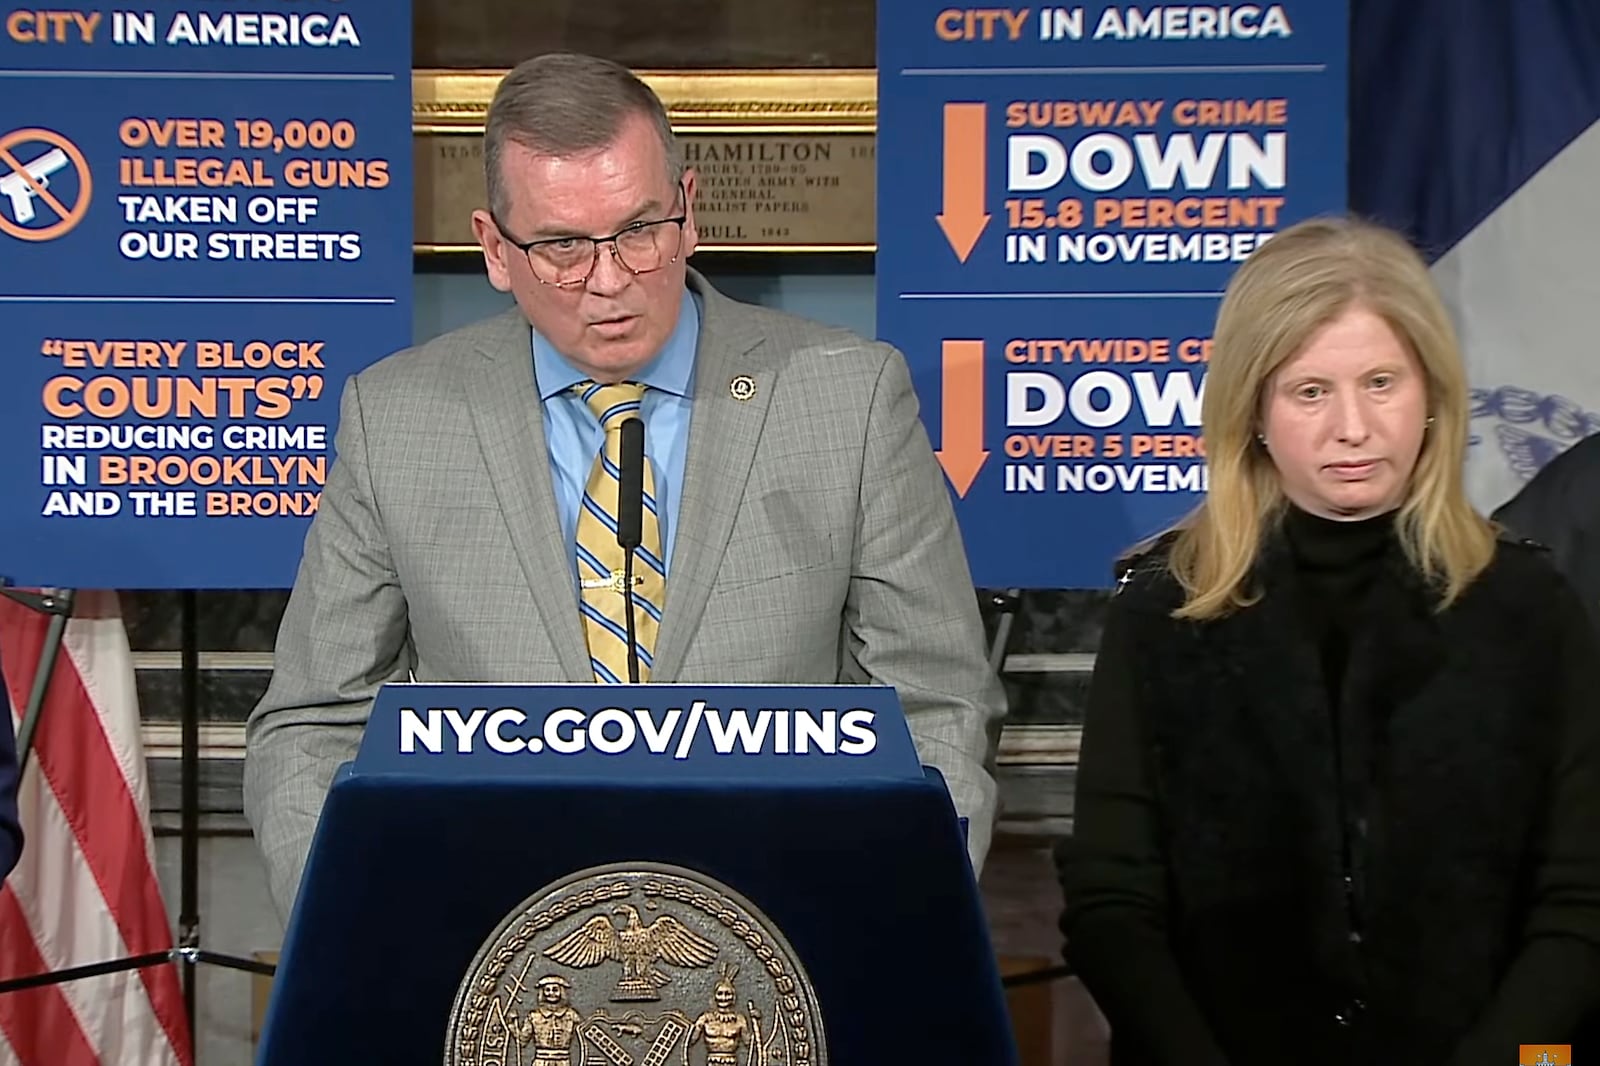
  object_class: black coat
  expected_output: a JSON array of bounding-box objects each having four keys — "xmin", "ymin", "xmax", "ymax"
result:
[
  {"xmin": 1493, "ymin": 432, "xmax": 1600, "ymax": 633},
  {"xmin": 1056, "ymin": 531, "xmax": 1600, "ymax": 1066}
]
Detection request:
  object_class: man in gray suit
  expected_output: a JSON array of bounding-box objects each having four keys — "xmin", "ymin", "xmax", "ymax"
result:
[{"xmin": 244, "ymin": 52, "xmax": 1005, "ymax": 919}]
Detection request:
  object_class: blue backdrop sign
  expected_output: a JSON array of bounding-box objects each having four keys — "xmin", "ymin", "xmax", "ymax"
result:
[
  {"xmin": 878, "ymin": 3, "xmax": 1347, "ymax": 587},
  {"xmin": 0, "ymin": 1, "xmax": 411, "ymax": 588}
]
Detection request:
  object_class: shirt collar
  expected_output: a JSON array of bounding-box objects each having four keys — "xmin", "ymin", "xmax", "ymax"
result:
[{"xmin": 531, "ymin": 288, "xmax": 700, "ymax": 400}]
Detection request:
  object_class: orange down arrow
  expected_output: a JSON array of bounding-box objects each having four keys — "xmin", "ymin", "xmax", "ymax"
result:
[
  {"xmin": 936, "ymin": 340, "xmax": 988, "ymax": 496},
  {"xmin": 937, "ymin": 103, "xmax": 990, "ymax": 262}
]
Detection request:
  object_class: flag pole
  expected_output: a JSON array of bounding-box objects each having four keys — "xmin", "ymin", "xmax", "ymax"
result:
[
  {"xmin": 982, "ymin": 587, "xmax": 1022, "ymax": 763},
  {"xmin": 0, "ymin": 587, "xmax": 74, "ymax": 776},
  {"xmin": 178, "ymin": 589, "xmax": 199, "ymax": 1034}
]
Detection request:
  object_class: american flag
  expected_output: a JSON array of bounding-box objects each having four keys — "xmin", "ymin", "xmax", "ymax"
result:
[{"xmin": 0, "ymin": 590, "xmax": 190, "ymax": 1066}]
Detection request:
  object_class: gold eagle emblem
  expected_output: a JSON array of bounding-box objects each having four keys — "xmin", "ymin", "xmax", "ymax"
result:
[{"xmin": 542, "ymin": 903, "xmax": 718, "ymax": 1001}]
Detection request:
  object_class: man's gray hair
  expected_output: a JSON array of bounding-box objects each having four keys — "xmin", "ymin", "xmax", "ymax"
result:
[{"xmin": 483, "ymin": 52, "xmax": 684, "ymax": 223}]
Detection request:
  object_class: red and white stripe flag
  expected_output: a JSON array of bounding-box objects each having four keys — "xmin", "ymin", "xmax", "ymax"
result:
[{"xmin": 0, "ymin": 590, "xmax": 191, "ymax": 1066}]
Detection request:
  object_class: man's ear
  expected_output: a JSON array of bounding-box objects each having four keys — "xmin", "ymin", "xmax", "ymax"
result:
[
  {"xmin": 678, "ymin": 168, "xmax": 699, "ymax": 258},
  {"xmin": 472, "ymin": 209, "xmax": 514, "ymax": 293}
]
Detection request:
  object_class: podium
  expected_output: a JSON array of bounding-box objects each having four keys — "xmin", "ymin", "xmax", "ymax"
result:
[{"xmin": 255, "ymin": 683, "xmax": 1019, "ymax": 1065}]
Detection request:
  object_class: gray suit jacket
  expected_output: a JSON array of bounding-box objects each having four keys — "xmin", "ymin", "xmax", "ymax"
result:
[{"xmin": 243, "ymin": 270, "xmax": 1006, "ymax": 919}]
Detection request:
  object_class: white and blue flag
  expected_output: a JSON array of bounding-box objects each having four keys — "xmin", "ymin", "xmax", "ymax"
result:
[{"xmin": 1351, "ymin": 0, "xmax": 1600, "ymax": 511}]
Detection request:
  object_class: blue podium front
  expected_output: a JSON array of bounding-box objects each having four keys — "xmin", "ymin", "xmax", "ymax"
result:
[{"xmin": 255, "ymin": 684, "xmax": 1017, "ymax": 1065}]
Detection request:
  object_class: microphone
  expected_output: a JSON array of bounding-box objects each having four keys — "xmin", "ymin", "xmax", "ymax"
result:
[{"xmin": 616, "ymin": 417, "xmax": 645, "ymax": 683}]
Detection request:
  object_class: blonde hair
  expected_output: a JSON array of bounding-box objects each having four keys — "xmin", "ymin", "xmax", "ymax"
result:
[{"xmin": 1166, "ymin": 216, "xmax": 1495, "ymax": 619}]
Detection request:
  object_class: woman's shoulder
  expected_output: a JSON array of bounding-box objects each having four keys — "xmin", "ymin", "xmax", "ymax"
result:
[{"xmin": 1109, "ymin": 531, "xmax": 1187, "ymax": 610}]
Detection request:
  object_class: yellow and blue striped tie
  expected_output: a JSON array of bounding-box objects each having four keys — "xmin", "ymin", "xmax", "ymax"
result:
[{"xmin": 573, "ymin": 380, "xmax": 665, "ymax": 683}]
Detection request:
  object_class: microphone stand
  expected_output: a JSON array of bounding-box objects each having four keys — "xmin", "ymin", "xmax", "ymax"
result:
[
  {"xmin": 622, "ymin": 552, "xmax": 639, "ymax": 683},
  {"xmin": 616, "ymin": 417, "xmax": 646, "ymax": 684}
]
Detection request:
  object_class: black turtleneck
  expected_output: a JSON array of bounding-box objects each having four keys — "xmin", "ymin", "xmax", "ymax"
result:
[
  {"xmin": 1282, "ymin": 504, "xmax": 1397, "ymax": 708},
  {"xmin": 1061, "ymin": 503, "xmax": 1600, "ymax": 1064}
]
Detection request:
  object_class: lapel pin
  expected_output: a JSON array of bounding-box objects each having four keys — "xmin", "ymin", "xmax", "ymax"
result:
[{"xmin": 729, "ymin": 374, "xmax": 757, "ymax": 401}]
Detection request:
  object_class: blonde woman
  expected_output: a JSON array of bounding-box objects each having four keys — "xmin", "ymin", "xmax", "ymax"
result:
[{"xmin": 1055, "ymin": 217, "xmax": 1600, "ymax": 1065}]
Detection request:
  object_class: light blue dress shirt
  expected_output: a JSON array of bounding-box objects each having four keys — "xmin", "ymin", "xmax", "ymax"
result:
[{"xmin": 532, "ymin": 289, "xmax": 699, "ymax": 582}]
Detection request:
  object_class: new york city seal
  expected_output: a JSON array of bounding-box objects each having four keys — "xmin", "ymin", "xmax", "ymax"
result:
[{"xmin": 445, "ymin": 863, "xmax": 827, "ymax": 1066}]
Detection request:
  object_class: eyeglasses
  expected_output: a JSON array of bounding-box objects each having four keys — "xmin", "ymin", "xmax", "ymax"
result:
[{"xmin": 493, "ymin": 181, "xmax": 688, "ymax": 288}]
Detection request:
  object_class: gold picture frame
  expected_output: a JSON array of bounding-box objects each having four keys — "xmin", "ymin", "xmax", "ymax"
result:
[{"xmin": 411, "ymin": 69, "xmax": 880, "ymax": 254}]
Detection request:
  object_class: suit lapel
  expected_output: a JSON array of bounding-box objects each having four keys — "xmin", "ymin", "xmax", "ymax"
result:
[
  {"xmin": 650, "ymin": 275, "xmax": 775, "ymax": 680},
  {"xmin": 462, "ymin": 311, "xmax": 593, "ymax": 682}
]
